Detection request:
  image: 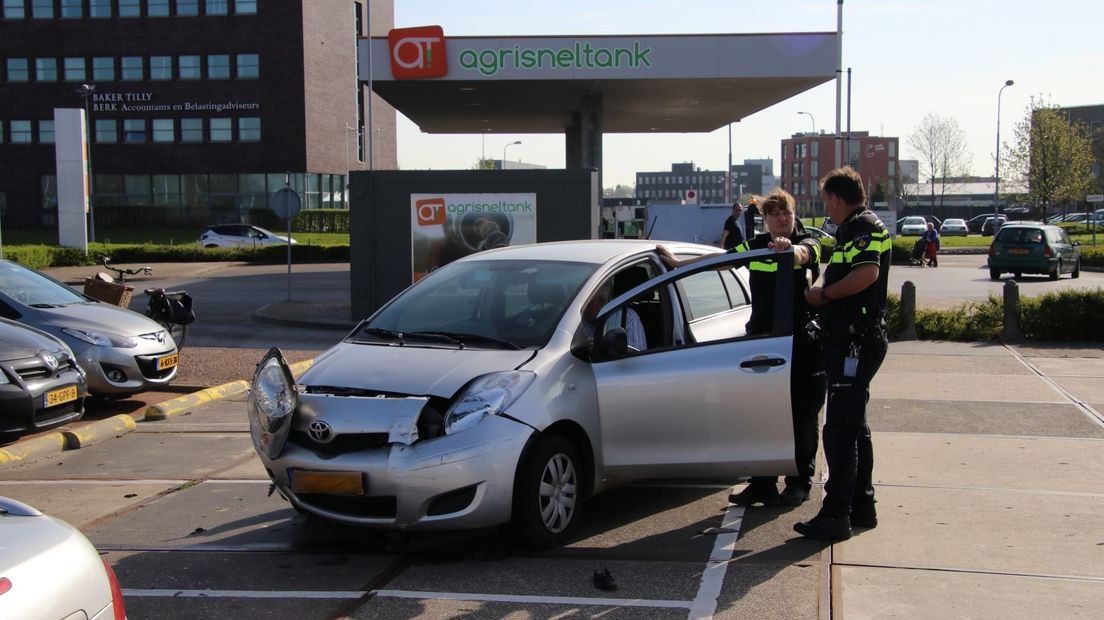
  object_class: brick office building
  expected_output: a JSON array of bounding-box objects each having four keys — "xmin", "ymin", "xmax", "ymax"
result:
[
  {"xmin": 0, "ymin": 0, "xmax": 396, "ymax": 230},
  {"xmin": 780, "ymin": 131, "xmax": 899, "ymax": 217}
]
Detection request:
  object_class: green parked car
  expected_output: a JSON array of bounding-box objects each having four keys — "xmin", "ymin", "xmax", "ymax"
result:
[{"xmin": 987, "ymin": 222, "xmax": 1081, "ymax": 281}]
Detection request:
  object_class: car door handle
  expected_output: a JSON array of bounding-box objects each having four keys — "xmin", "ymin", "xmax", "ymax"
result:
[{"xmin": 740, "ymin": 356, "xmax": 786, "ymax": 369}]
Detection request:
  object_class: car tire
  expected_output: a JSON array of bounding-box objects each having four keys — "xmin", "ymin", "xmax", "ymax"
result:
[
  {"xmin": 512, "ymin": 434, "xmax": 582, "ymax": 549},
  {"xmin": 1014, "ymin": 272, "xmax": 1022, "ymax": 279},
  {"xmin": 1072, "ymin": 260, "xmax": 1080, "ymax": 279},
  {"xmin": 1049, "ymin": 260, "xmax": 1061, "ymax": 281},
  {"xmin": 989, "ymin": 268, "xmax": 1001, "ymax": 281},
  {"xmin": 204, "ymin": 244, "xmax": 219, "ymax": 248}
]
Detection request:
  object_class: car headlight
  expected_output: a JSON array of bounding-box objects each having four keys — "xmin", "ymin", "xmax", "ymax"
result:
[
  {"xmin": 248, "ymin": 352, "xmax": 298, "ymax": 459},
  {"xmin": 61, "ymin": 328, "xmax": 137, "ymax": 348},
  {"xmin": 443, "ymin": 371, "xmax": 535, "ymax": 435}
]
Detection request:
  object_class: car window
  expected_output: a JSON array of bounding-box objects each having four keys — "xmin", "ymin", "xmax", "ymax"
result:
[
  {"xmin": 996, "ymin": 228, "xmax": 1043, "ymax": 244},
  {"xmin": 680, "ymin": 271, "xmax": 732, "ymax": 320},
  {"xmin": 905, "ymin": 217, "xmax": 925, "ymax": 225},
  {"xmin": 0, "ymin": 261, "xmax": 86, "ymax": 307},
  {"xmin": 720, "ymin": 268, "xmax": 749, "ymax": 307}
]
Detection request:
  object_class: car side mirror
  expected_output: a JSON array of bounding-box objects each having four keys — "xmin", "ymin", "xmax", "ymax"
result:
[{"xmin": 1073, "ymin": 240, "xmax": 1081, "ymax": 246}]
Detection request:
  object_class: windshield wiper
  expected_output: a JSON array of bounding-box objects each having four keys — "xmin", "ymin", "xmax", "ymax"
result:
[
  {"xmin": 362, "ymin": 327, "xmax": 405, "ymax": 344},
  {"xmin": 414, "ymin": 331, "xmax": 521, "ymax": 350},
  {"xmin": 28, "ymin": 303, "xmax": 58, "ymax": 308},
  {"xmin": 402, "ymin": 331, "xmax": 463, "ymax": 345}
]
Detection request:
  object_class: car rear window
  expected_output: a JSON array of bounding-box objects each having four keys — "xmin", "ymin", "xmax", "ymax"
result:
[{"xmin": 996, "ymin": 228, "xmax": 1043, "ymax": 244}]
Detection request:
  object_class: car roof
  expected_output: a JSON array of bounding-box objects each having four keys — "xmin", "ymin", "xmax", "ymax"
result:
[{"xmin": 456, "ymin": 239, "xmax": 716, "ymax": 266}]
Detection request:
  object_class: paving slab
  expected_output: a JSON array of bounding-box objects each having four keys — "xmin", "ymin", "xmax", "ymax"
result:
[
  {"xmin": 1051, "ymin": 376, "xmax": 1104, "ymax": 407},
  {"xmin": 868, "ymin": 399, "xmax": 1104, "ymax": 437},
  {"xmin": 714, "ymin": 563, "xmax": 821, "ymax": 620},
  {"xmin": 885, "ymin": 341, "xmax": 1009, "ymax": 357},
  {"xmin": 0, "ymin": 481, "xmax": 178, "ymax": 529},
  {"xmin": 836, "ymin": 565, "xmax": 1104, "ymax": 619},
  {"xmin": 0, "ymin": 432, "xmax": 255, "ymax": 481},
  {"xmin": 879, "ymin": 353, "xmax": 1031, "ymax": 376},
  {"xmin": 833, "ymin": 486, "xmax": 1104, "ymax": 579},
  {"xmin": 1028, "ymin": 357, "xmax": 1104, "ymax": 376},
  {"xmin": 872, "ymin": 432, "xmax": 1104, "ymax": 494},
  {"xmin": 871, "ymin": 370, "xmax": 1060, "ymax": 402}
]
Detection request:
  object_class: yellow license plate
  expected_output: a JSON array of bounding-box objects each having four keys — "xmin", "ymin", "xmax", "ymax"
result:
[
  {"xmin": 289, "ymin": 470, "xmax": 365, "ymax": 496},
  {"xmin": 1009, "ymin": 248, "xmax": 1029, "ymax": 255},
  {"xmin": 44, "ymin": 385, "xmax": 79, "ymax": 407},
  {"xmin": 158, "ymin": 353, "xmax": 179, "ymax": 370}
]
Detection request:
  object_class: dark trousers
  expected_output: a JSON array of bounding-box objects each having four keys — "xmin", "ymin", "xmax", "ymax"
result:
[
  {"xmin": 817, "ymin": 326, "xmax": 887, "ymax": 518},
  {"xmin": 749, "ymin": 340, "xmax": 826, "ymax": 491}
]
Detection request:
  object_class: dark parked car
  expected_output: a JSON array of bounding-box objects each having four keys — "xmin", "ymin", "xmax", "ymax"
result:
[
  {"xmin": 988, "ymin": 223, "xmax": 1081, "ymax": 280},
  {"xmin": 0, "ymin": 318, "xmax": 86, "ymax": 439},
  {"xmin": 981, "ymin": 215, "xmax": 1007, "ymax": 236}
]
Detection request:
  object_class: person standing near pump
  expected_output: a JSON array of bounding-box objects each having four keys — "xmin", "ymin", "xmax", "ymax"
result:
[
  {"xmin": 796, "ymin": 166, "xmax": 891, "ymax": 541},
  {"xmin": 721, "ymin": 202, "xmax": 745, "ymax": 250},
  {"xmin": 921, "ymin": 221, "xmax": 940, "ymax": 267},
  {"xmin": 657, "ymin": 188, "xmax": 825, "ymax": 507}
]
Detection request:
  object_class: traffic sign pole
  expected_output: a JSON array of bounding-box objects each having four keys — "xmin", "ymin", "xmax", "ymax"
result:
[{"xmin": 271, "ymin": 183, "xmax": 302, "ymax": 302}]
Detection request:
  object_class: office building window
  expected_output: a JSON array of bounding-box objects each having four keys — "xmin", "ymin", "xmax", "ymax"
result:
[
  {"xmin": 31, "ymin": 0, "xmax": 53, "ymax": 19},
  {"xmin": 179, "ymin": 55, "xmax": 201, "ymax": 79},
  {"xmin": 235, "ymin": 0, "xmax": 256, "ymax": 14},
  {"xmin": 125, "ymin": 175, "xmax": 152, "ymax": 207},
  {"xmin": 10, "ymin": 120, "xmax": 32, "ymax": 143},
  {"xmin": 95, "ymin": 119, "xmax": 117, "ymax": 143},
  {"xmin": 63, "ymin": 57, "xmax": 86, "ymax": 81},
  {"xmin": 123, "ymin": 119, "xmax": 146, "ymax": 143},
  {"xmin": 121, "ymin": 56, "xmax": 144, "ymax": 81},
  {"xmin": 152, "ymin": 119, "xmax": 174, "ymax": 143},
  {"xmin": 176, "ymin": 0, "xmax": 198, "ymax": 15},
  {"xmin": 92, "ymin": 56, "xmax": 115, "ymax": 81},
  {"xmin": 811, "ymin": 161, "xmax": 818, "ymax": 179},
  {"xmin": 181, "ymin": 118, "xmax": 203, "ymax": 142},
  {"xmin": 35, "ymin": 58, "xmax": 57, "ymax": 81},
  {"xmin": 795, "ymin": 143, "xmax": 807, "ymax": 158},
  {"xmin": 209, "ymin": 118, "xmax": 231, "ymax": 142},
  {"xmin": 89, "ymin": 0, "xmax": 111, "ymax": 17},
  {"xmin": 889, "ymin": 142, "xmax": 896, "ymax": 157},
  {"xmin": 7, "ymin": 58, "xmax": 29, "ymax": 81},
  {"xmin": 888, "ymin": 161, "xmax": 896, "ymax": 176},
  {"xmin": 811, "ymin": 141, "xmax": 819, "ymax": 157},
  {"xmin": 118, "ymin": 0, "xmax": 141, "ymax": 17},
  {"xmin": 38, "ymin": 119, "xmax": 55, "ymax": 143},
  {"xmin": 236, "ymin": 53, "xmax": 259, "ymax": 78},
  {"xmin": 148, "ymin": 0, "xmax": 170, "ymax": 16},
  {"xmin": 238, "ymin": 117, "xmax": 260, "ymax": 142},
  {"xmin": 150, "ymin": 56, "xmax": 172, "ymax": 80},
  {"xmin": 207, "ymin": 54, "xmax": 230, "ymax": 79},
  {"xmin": 60, "ymin": 0, "xmax": 83, "ymax": 18},
  {"xmin": 205, "ymin": 0, "xmax": 228, "ymax": 15},
  {"xmin": 153, "ymin": 175, "xmax": 181, "ymax": 208},
  {"xmin": 3, "ymin": 0, "xmax": 25, "ymax": 19}
]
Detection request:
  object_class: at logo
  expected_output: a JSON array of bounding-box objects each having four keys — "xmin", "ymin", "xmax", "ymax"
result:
[
  {"xmin": 415, "ymin": 197, "xmax": 447, "ymax": 226},
  {"xmin": 389, "ymin": 26, "xmax": 447, "ymax": 79}
]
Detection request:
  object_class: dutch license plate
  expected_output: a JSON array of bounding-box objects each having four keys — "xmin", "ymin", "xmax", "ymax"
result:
[
  {"xmin": 44, "ymin": 385, "xmax": 78, "ymax": 407},
  {"xmin": 158, "ymin": 353, "xmax": 179, "ymax": 370},
  {"xmin": 1009, "ymin": 248, "xmax": 1029, "ymax": 255},
  {"xmin": 290, "ymin": 470, "xmax": 365, "ymax": 496}
]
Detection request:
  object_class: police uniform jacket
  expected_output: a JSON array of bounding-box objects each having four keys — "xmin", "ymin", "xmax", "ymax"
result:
[
  {"xmin": 730, "ymin": 230, "xmax": 821, "ymax": 337},
  {"xmin": 822, "ymin": 208, "xmax": 891, "ymax": 325}
]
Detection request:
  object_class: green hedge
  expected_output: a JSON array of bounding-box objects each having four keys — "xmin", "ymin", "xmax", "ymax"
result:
[{"xmin": 4, "ymin": 242, "xmax": 349, "ymax": 269}]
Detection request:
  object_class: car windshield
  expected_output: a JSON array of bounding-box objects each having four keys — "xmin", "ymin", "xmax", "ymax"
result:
[
  {"xmin": 0, "ymin": 261, "xmax": 87, "ymax": 307},
  {"xmin": 945, "ymin": 219, "xmax": 965, "ymax": 226},
  {"xmin": 996, "ymin": 228, "xmax": 1044, "ymax": 244},
  {"xmin": 353, "ymin": 259, "xmax": 597, "ymax": 349},
  {"xmin": 252, "ymin": 226, "xmax": 277, "ymax": 236},
  {"xmin": 905, "ymin": 217, "xmax": 925, "ymax": 225}
]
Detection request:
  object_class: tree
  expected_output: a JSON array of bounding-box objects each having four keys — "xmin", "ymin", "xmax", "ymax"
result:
[
  {"xmin": 473, "ymin": 157, "xmax": 496, "ymax": 170},
  {"xmin": 907, "ymin": 113, "xmax": 972, "ymax": 210},
  {"xmin": 603, "ymin": 184, "xmax": 635, "ymax": 198},
  {"xmin": 1004, "ymin": 96, "xmax": 1094, "ymax": 215}
]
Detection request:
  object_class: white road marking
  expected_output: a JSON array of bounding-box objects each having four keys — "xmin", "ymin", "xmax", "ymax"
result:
[{"xmin": 687, "ymin": 490, "xmax": 745, "ymax": 620}]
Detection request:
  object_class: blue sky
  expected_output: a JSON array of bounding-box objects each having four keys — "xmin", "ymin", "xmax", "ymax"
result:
[{"xmin": 392, "ymin": 1, "xmax": 1104, "ymax": 188}]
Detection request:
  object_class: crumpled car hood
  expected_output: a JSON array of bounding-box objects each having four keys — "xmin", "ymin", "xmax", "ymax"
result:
[
  {"xmin": 35, "ymin": 303, "xmax": 164, "ymax": 337},
  {"xmin": 301, "ymin": 341, "xmax": 535, "ymax": 397}
]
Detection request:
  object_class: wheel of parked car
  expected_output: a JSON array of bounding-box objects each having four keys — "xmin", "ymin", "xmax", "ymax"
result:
[
  {"xmin": 1014, "ymin": 272, "xmax": 1022, "ymax": 279},
  {"xmin": 1072, "ymin": 260, "xmax": 1080, "ymax": 279},
  {"xmin": 1049, "ymin": 260, "xmax": 1061, "ymax": 281},
  {"xmin": 989, "ymin": 268, "xmax": 1001, "ymax": 281},
  {"xmin": 513, "ymin": 434, "xmax": 582, "ymax": 548}
]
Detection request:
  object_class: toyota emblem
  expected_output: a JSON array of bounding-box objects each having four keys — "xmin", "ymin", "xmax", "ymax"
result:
[
  {"xmin": 44, "ymin": 354, "xmax": 58, "ymax": 370},
  {"xmin": 308, "ymin": 420, "xmax": 334, "ymax": 443}
]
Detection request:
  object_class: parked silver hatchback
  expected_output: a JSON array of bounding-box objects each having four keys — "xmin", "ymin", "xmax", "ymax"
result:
[
  {"xmin": 250, "ymin": 240, "xmax": 799, "ymax": 547},
  {"xmin": 0, "ymin": 259, "xmax": 178, "ymax": 397}
]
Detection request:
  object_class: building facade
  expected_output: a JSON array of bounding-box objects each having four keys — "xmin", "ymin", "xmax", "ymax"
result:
[
  {"xmin": 779, "ymin": 131, "xmax": 899, "ymax": 216},
  {"xmin": 635, "ymin": 161, "xmax": 764, "ymax": 204},
  {"xmin": 0, "ymin": 0, "xmax": 396, "ymax": 230}
]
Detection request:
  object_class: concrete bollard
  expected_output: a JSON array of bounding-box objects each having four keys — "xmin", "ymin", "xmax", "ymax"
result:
[
  {"xmin": 1002, "ymin": 279, "xmax": 1024, "ymax": 342},
  {"xmin": 898, "ymin": 281, "xmax": 917, "ymax": 340}
]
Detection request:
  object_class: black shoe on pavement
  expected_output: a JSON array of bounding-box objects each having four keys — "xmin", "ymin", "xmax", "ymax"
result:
[
  {"xmin": 728, "ymin": 484, "xmax": 780, "ymax": 507},
  {"xmin": 851, "ymin": 505, "xmax": 878, "ymax": 529},
  {"xmin": 779, "ymin": 485, "xmax": 810, "ymax": 506},
  {"xmin": 793, "ymin": 515, "xmax": 852, "ymax": 540}
]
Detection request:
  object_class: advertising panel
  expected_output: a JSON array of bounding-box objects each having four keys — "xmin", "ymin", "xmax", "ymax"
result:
[{"xmin": 411, "ymin": 193, "xmax": 537, "ymax": 280}]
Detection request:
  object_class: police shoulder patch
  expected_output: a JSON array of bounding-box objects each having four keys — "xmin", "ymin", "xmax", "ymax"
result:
[{"xmin": 853, "ymin": 233, "xmax": 872, "ymax": 249}]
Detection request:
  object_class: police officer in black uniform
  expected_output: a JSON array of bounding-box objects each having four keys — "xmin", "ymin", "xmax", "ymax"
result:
[
  {"xmin": 657, "ymin": 189, "xmax": 825, "ymax": 506},
  {"xmin": 795, "ymin": 166, "xmax": 891, "ymax": 541}
]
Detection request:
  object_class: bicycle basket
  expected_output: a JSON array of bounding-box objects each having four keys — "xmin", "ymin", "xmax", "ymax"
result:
[{"xmin": 84, "ymin": 278, "xmax": 133, "ymax": 307}]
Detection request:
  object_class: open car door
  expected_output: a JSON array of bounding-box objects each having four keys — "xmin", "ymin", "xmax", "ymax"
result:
[{"xmin": 591, "ymin": 248, "xmax": 796, "ymax": 481}]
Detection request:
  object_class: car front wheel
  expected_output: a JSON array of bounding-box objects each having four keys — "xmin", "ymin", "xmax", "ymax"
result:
[
  {"xmin": 1072, "ymin": 260, "xmax": 1080, "ymax": 279},
  {"xmin": 512, "ymin": 434, "xmax": 582, "ymax": 548}
]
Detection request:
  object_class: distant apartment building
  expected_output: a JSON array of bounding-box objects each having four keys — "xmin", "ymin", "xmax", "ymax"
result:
[
  {"xmin": 635, "ymin": 160, "xmax": 765, "ymax": 204},
  {"xmin": 779, "ymin": 131, "xmax": 899, "ymax": 215}
]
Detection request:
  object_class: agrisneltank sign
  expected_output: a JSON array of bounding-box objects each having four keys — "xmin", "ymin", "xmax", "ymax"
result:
[{"xmin": 457, "ymin": 41, "xmax": 652, "ymax": 77}]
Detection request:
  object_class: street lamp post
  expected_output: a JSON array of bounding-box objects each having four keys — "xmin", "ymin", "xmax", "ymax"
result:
[
  {"xmin": 797, "ymin": 111, "xmax": 816, "ymax": 135},
  {"xmin": 994, "ymin": 79, "xmax": 1014, "ymax": 221},
  {"xmin": 77, "ymin": 83, "xmax": 97, "ymax": 243},
  {"xmin": 502, "ymin": 140, "xmax": 522, "ymax": 170}
]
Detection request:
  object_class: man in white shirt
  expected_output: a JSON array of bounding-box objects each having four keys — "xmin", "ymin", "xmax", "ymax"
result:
[{"xmin": 583, "ymin": 282, "xmax": 647, "ymax": 351}]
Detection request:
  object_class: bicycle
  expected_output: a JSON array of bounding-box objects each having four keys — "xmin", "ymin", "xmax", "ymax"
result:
[{"xmin": 85, "ymin": 257, "xmax": 196, "ymax": 350}]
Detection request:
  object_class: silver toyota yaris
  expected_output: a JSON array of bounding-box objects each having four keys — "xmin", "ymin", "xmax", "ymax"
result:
[{"xmin": 250, "ymin": 240, "xmax": 797, "ymax": 547}]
